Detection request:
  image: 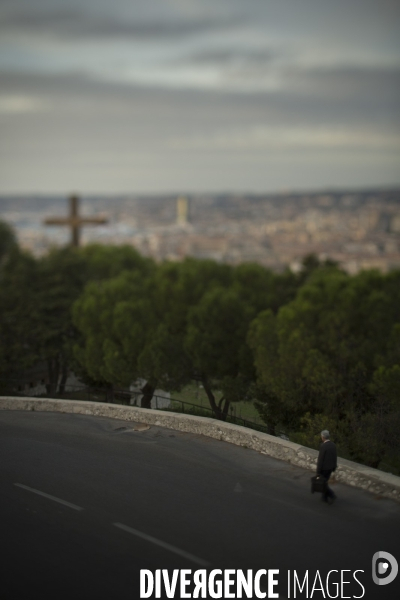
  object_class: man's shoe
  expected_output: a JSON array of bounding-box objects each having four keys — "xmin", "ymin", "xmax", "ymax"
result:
[{"xmin": 327, "ymin": 496, "xmax": 336, "ymax": 505}]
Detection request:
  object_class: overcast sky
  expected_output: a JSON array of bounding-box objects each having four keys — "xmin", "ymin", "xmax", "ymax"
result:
[{"xmin": 0, "ymin": 0, "xmax": 399, "ymax": 194}]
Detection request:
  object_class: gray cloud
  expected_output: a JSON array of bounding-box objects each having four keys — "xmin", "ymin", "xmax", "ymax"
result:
[
  {"xmin": 288, "ymin": 66, "xmax": 400, "ymax": 98},
  {"xmin": 281, "ymin": 66, "xmax": 400, "ymax": 124},
  {"xmin": 1, "ymin": 64, "xmax": 398, "ymax": 130},
  {"xmin": 182, "ymin": 47, "xmax": 277, "ymax": 67},
  {"xmin": 0, "ymin": 0, "xmax": 399, "ymax": 192},
  {"xmin": 0, "ymin": 7, "xmax": 242, "ymax": 40}
]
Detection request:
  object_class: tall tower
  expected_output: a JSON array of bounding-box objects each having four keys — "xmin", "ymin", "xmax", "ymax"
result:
[{"xmin": 176, "ymin": 196, "xmax": 189, "ymax": 226}]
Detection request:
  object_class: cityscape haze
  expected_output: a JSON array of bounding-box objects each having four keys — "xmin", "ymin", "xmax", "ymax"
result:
[{"xmin": 1, "ymin": 188, "xmax": 400, "ymax": 274}]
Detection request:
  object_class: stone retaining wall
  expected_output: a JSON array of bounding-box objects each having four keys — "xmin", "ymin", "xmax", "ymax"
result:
[{"xmin": 1, "ymin": 396, "xmax": 399, "ymax": 503}]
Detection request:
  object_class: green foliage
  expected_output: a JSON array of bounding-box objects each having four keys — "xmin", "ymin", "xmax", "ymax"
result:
[
  {"xmin": 2, "ymin": 220, "xmax": 398, "ymax": 471},
  {"xmin": 0, "ymin": 247, "xmax": 39, "ymax": 387},
  {"xmin": 0, "ymin": 236, "xmax": 154, "ymax": 394},
  {"xmin": 0, "ymin": 220, "xmax": 18, "ymax": 266},
  {"xmin": 184, "ymin": 286, "xmax": 255, "ymax": 418},
  {"xmin": 72, "ymin": 257, "xmax": 291, "ymax": 417},
  {"xmin": 79, "ymin": 244, "xmax": 155, "ymax": 281},
  {"xmin": 296, "ymin": 253, "xmax": 340, "ymax": 286},
  {"xmin": 289, "ymin": 413, "xmax": 342, "ymax": 450},
  {"xmin": 186, "ymin": 288, "xmax": 250, "ymax": 378},
  {"xmin": 232, "ymin": 262, "xmax": 298, "ymax": 315},
  {"xmin": 249, "ymin": 266, "xmax": 400, "ymax": 470},
  {"xmin": 73, "ymin": 273, "xmax": 146, "ymax": 386}
]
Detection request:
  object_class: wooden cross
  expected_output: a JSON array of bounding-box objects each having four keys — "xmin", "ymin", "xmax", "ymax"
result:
[{"xmin": 44, "ymin": 195, "xmax": 108, "ymax": 247}]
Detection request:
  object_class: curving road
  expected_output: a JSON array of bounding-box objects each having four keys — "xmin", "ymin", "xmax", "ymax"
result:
[{"xmin": 1, "ymin": 411, "xmax": 399, "ymax": 600}]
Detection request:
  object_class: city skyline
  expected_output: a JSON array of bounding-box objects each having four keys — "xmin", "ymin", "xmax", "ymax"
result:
[{"xmin": 2, "ymin": 188, "xmax": 399, "ymax": 275}]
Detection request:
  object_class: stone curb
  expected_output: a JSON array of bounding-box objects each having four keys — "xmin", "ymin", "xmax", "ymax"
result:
[{"xmin": 1, "ymin": 396, "xmax": 399, "ymax": 503}]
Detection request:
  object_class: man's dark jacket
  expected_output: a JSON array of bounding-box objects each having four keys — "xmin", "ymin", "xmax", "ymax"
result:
[{"xmin": 317, "ymin": 440, "xmax": 337, "ymax": 474}]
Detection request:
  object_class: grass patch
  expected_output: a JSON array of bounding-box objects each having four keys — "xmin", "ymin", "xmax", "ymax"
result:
[{"xmin": 171, "ymin": 383, "xmax": 263, "ymax": 424}]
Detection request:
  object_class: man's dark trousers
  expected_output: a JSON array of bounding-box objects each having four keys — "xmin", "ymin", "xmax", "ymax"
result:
[{"xmin": 320, "ymin": 469, "xmax": 336, "ymax": 502}]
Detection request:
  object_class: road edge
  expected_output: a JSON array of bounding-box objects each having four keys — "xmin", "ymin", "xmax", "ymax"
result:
[{"xmin": 1, "ymin": 396, "xmax": 399, "ymax": 503}]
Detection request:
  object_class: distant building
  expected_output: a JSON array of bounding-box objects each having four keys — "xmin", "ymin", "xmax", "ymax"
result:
[
  {"xmin": 176, "ymin": 196, "xmax": 189, "ymax": 226},
  {"xmin": 3, "ymin": 190, "xmax": 400, "ymax": 272}
]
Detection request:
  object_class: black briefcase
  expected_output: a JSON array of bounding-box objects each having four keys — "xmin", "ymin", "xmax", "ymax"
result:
[{"xmin": 311, "ymin": 475, "xmax": 327, "ymax": 494}]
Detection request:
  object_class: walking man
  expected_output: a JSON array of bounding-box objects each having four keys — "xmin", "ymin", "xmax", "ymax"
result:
[{"xmin": 317, "ymin": 430, "xmax": 337, "ymax": 504}]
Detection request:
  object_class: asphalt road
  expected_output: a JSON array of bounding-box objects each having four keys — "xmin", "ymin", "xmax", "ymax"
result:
[{"xmin": 1, "ymin": 410, "xmax": 399, "ymax": 600}]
